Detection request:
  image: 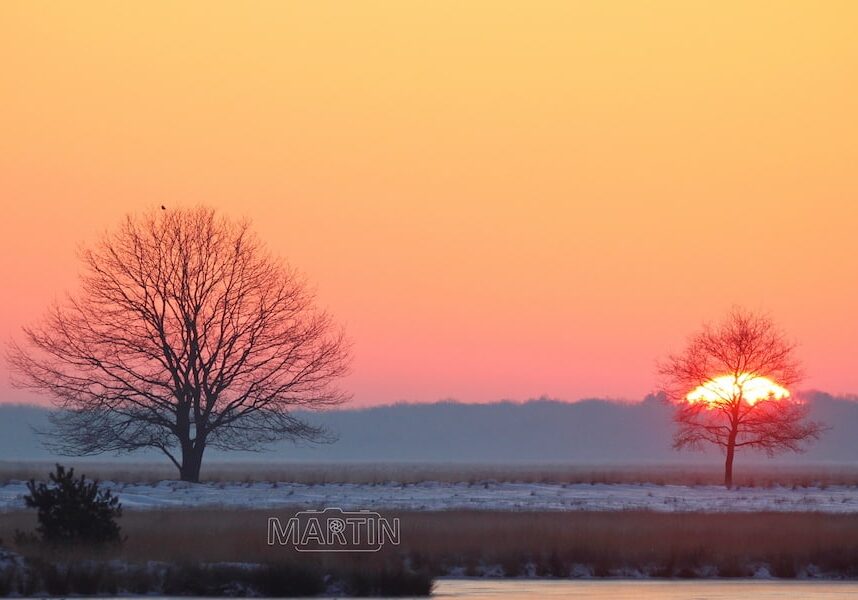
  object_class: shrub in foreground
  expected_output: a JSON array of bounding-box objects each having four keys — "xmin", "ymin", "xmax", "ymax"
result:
[{"xmin": 23, "ymin": 464, "xmax": 122, "ymax": 547}]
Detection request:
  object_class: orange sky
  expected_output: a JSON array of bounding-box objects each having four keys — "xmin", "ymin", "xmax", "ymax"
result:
[{"xmin": 2, "ymin": 1, "xmax": 858, "ymax": 406}]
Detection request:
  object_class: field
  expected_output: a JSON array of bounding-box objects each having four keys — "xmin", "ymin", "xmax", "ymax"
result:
[
  {"xmin": 3, "ymin": 509, "xmax": 858, "ymax": 579},
  {"xmin": 3, "ymin": 460, "xmax": 858, "ymax": 593},
  {"xmin": 3, "ymin": 461, "xmax": 858, "ymax": 515},
  {"xmin": 4, "ymin": 479, "xmax": 858, "ymax": 513},
  {"xmin": 3, "ymin": 460, "xmax": 858, "ymax": 488}
]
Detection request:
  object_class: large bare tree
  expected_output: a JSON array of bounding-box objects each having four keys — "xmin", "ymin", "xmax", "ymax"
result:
[
  {"xmin": 10, "ymin": 207, "xmax": 350, "ymax": 482},
  {"xmin": 658, "ymin": 308, "xmax": 824, "ymax": 488}
]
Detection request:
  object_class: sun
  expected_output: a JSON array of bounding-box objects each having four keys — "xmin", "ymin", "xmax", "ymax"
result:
[{"xmin": 686, "ymin": 373, "xmax": 790, "ymax": 406}]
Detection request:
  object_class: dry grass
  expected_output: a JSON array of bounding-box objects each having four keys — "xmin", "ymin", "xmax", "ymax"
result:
[
  {"xmin": 396, "ymin": 510, "xmax": 858, "ymax": 577},
  {"xmin": 3, "ymin": 508, "xmax": 858, "ymax": 578},
  {"xmin": 3, "ymin": 460, "xmax": 858, "ymax": 488}
]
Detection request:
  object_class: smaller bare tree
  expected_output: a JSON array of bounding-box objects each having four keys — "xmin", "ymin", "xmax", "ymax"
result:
[{"xmin": 659, "ymin": 308, "xmax": 825, "ymax": 488}]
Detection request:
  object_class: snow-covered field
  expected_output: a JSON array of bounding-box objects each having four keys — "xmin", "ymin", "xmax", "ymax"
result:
[{"xmin": 2, "ymin": 480, "xmax": 858, "ymax": 513}]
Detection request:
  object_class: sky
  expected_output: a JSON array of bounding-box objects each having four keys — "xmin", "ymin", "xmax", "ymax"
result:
[{"xmin": 1, "ymin": 1, "xmax": 857, "ymax": 406}]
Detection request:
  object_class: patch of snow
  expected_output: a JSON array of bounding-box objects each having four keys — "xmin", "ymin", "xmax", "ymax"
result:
[
  {"xmin": 479, "ymin": 564, "xmax": 505, "ymax": 577},
  {"xmin": 569, "ymin": 564, "xmax": 593, "ymax": 578},
  {"xmin": 753, "ymin": 565, "xmax": 773, "ymax": 578},
  {"xmin": 0, "ymin": 547, "xmax": 24, "ymax": 570}
]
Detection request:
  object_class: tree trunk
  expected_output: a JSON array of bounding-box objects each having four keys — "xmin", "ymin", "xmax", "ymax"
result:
[
  {"xmin": 724, "ymin": 442, "xmax": 735, "ymax": 489},
  {"xmin": 724, "ymin": 409, "xmax": 740, "ymax": 489},
  {"xmin": 724, "ymin": 422, "xmax": 739, "ymax": 489},
  {"xmin": 179, "ymin": 443, "xmax": 204, "ymax": 483}
]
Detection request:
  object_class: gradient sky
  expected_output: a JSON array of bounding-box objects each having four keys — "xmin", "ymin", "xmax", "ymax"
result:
[{"xmin": 2, "ymin": 1, "xmax": 857, "ymax": 406}]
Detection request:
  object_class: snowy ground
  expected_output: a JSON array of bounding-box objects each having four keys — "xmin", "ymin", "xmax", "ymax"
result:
[{"xmin": 2, "ymin": 480, "xmax": 858, "ymax": 513}]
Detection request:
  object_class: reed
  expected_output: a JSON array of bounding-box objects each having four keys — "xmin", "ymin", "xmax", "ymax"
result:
[{"xmin": 3, "ymin": 508, "xmax": 857, "ymax": 578}]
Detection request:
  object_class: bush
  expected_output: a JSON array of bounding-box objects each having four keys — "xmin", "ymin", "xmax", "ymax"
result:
[
  {"xmin": 344, "ymin": 568, "xmax": 433, "ymax": 597},
  {"xmin": 24, "ymin": 464, "xmax": 122, "ymax": 547},
  {"xmin": 0, "ymin": 567, "xmax": 13, "ymax": 596},
  {"xmin": 254, "ymin": 563, "xmax": 326, "ymax": 597}
]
